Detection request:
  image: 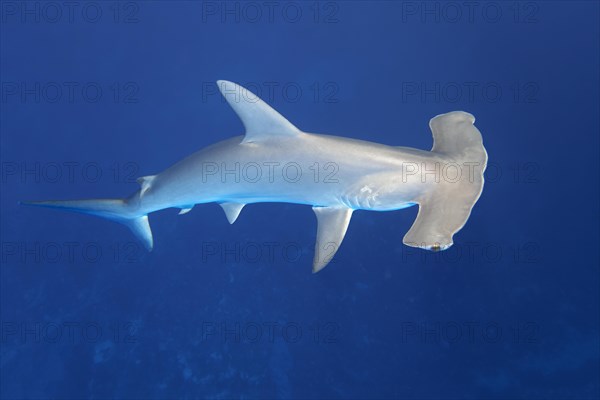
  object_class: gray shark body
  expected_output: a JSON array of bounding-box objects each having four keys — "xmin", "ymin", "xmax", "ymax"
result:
[{"xmin": 24, "ymin": 80, "xmax": 488, "ymax": 272}]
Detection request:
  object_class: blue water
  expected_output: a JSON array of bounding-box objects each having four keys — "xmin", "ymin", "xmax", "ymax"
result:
[{"xmin": 1, "ymin": 1, "xmax": 599, "ymax": 399}]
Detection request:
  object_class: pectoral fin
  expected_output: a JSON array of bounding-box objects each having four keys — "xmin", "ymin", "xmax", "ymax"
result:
[{"xmin": 312, "ymin": 207, "xmax": 353, "ymax": 273}]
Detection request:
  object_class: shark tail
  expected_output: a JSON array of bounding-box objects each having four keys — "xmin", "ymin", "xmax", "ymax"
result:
[
  {"xmin": 403, "ymin": 111, "xmax": 488, "ymax": 251},
  {"xmin": 20, "ymin": 197, "xmax": 153, "ymax": 251}
]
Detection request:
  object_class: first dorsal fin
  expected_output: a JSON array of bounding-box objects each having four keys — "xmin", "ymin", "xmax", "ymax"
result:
[{"xmin": 217, "ymin": 80, "xmax": 301, "ymax": 143}]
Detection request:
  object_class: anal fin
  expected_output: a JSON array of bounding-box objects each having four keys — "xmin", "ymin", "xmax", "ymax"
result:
[
  {"xmin": 178, "ymin": 206, "xmax": 194, "ymax": 215},
  {"xmin": 312, "ymin": 207, "xmax": 353, "ymax": 273}
]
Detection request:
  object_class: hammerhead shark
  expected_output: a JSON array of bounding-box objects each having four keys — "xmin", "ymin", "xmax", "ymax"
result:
[{"xmin": 23, "ymin": 80, "xmax": 487, "ymax": 272}]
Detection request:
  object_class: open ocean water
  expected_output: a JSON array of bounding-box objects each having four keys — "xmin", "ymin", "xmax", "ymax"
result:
[{"xmin": 1, "ymin": 1, "xmax": 599, "ymax": 399}]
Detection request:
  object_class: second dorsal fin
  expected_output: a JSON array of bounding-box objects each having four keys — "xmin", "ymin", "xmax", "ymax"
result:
[
  {"xmin": 137, "ymin": 175, "xmax": 156, "ymax": 197},
  {"xmin": 217, "ymin": 80, "xmax": 301, "ymax": 143}
]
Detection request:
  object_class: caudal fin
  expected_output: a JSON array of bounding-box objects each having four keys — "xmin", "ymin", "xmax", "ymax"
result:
[
  {"xmin": 403, "ymin": 111, "xmax": 487, "ymax": 251},
  {"xmin": 20, "ymin": 198, "xmax": 153, "ymax": 251}
]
